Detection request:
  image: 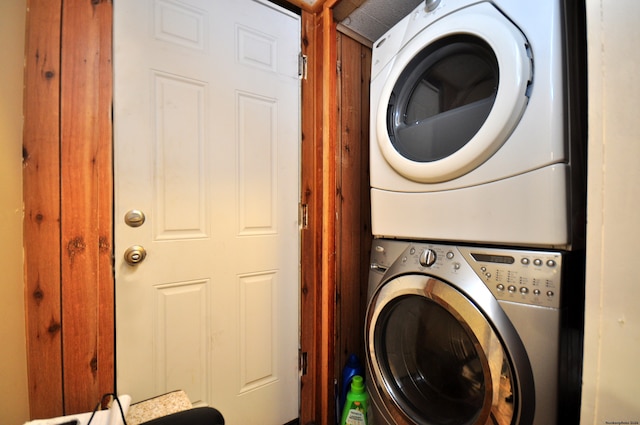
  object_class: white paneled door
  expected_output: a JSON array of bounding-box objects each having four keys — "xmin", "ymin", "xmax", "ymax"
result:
[{"xmin": 113, "ymin": 1, "xmax": 301, "ymax": 423}]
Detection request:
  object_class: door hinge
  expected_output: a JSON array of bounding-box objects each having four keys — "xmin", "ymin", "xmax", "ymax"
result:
[
  {"xmin": 298, "ymin": 53, "xmax": 308, "ymax": 80},
  {"xmin": 299, "ymin": 350, "xmax": 308, "ymax": 376},
  {"xmin": 299, "ymin": 203, "xmax": 308, "ymax": 229}
]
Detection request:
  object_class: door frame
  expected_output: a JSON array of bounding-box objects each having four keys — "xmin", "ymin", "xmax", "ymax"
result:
[{"xmin": 23, "ymin": 0, "xmax": 341, "ymax": 423}]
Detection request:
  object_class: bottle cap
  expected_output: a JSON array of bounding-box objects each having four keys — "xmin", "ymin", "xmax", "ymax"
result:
[{"xmin": 351, "ymin": 375, "xmax": 365, "ymax": 393}]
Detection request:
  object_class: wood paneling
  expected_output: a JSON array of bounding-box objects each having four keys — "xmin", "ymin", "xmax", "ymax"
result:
[
  {"xmin": 300, "ymin": 7, "xmax": 372, "ymax": 425},
  {"xmin": 335, "ymin": 32, "xmax": 372, "ymax": 380},
  {"xmin": 23, "ymin": 0, "xmax": 63, "ymax": 418},
  {"xmin": 60, "ymin": 0, "xmax": 113, "ymax": 414},
  {"xmin": 24, "ymin": 0, "xmax": 114, "ymax": 417},
  {"xmin": 301, "ymin": 6, "xmax": 371, "ymax": 423}
]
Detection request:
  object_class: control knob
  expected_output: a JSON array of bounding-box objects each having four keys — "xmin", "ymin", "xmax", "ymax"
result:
[
  {"xmin": 424, "ymin": 0, "xmax": 441, "ymax": 12},
  {"xmin": 419, "ymin": 249, "xmax": 437, "ymax": 267}
]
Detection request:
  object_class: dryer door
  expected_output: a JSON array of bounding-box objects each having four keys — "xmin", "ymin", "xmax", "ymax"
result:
[
  {"xmin": 377, "ymin": 3, "xmax": 532, "ymax": 183},
  {"xmin": 366, "ymin": 274, "xmax": 532, "ymax": 425}
]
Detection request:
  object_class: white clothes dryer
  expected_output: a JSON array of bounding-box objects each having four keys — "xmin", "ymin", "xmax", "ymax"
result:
[{"xmin": 370, "ymin": 0, "xmax": 578, "ymax": 248}]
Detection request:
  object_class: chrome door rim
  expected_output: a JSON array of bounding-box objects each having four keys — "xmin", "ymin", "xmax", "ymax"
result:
[{"xmin": 366, "ymin": 274, "xmax": 515, "ymax": 424}]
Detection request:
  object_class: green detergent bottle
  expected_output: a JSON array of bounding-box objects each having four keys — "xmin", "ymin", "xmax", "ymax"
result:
[{"xmin": 340, "ymin": 375, "xmax": 368, "ymax": 425}]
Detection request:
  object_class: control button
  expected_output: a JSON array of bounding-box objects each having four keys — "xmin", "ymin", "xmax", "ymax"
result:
[
  {"xmin": 497, "ymin": 284, "xmax": 505, "ymax": 291},
  {"xmin": 485, "ymin": 273, "xmax": 491, "ymax": 279},
  {"xmin": 446, "ymin": 251, "xmax": 455, "ymax": 259},
  {"xmin": 547, "ymin": 259, "xmax": 556, "ymax": 267},
  {"xmin": 409, "ymin": 247, "xmax": 416, "ymax": 255},
  {"xmin": 546, "ymin": 290, "xmax": 555, "ymax": 297},
  {"xmin": 419, "ymin": 249, "xmax": 437, "ymax": 267},
  {"xmin": 533, "ymin": 259, "xmax": 543, "ymax": 266},
  {"xmin": 520, "ymin": 287, "xmax": 529, "ymax": 294},
  {"xmin": 375, "ymin": 245, "xmax": 384, "ymax": 253},
  {"xmin": 508, "ymin": 285, "xmax": 517, "ymax": 293},
  {"xmin": 402, "ymin": 256, "xmax": 407, "ymax": 263},
  {"xmin": 521, "ymin": 258, "xmax": 530, "ymax": 265},
  {"xmin": 453, "ymin": 263, "xmax": 461, "ymax": 270},
  {"xmin": 481, "ymin": 266, "xmax": 487, "ymax": 272},
  {"xmin": 533, "ymin": 289, "xmax": 541, "ymax": 295}
]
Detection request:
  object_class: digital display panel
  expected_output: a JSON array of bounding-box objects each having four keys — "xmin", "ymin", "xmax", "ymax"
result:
[{"xmin": 470, "ymin": 253, "xmax": 515, "ymax": 264}]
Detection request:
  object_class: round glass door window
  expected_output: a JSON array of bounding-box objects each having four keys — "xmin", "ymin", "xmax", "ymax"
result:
[
  {"xmin": 366, "ymin": 275, "xmax": 522, "ymax": 425},
  {"xmin": 375, "ymin": 3, "xmax": 531, "ymax": 183},
  {"xmin": 387, "ymin": 35, "xmax": 498, "ymax": 163},
  {"xmin": 374, "ymin": 295, "xmax": 516, "ymax": 424}
]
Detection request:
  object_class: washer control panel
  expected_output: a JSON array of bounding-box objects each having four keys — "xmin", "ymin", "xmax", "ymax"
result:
[
  {"xmin": 457, "ymin": 246, "xmax": 563, "ymax": 308},
  {"xmin": 371, "ymin": 240, "xmax": 563, "ymax": 309}
]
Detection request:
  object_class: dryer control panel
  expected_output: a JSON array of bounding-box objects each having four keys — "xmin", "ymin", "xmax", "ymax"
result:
[{"xmin": 457, "ymin": 246, "xmax": 563, "ymax": 309}]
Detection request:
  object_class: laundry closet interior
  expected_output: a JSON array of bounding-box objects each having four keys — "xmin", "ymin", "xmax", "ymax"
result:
[
  {"xmin": 21, "ymin": 0, "xmax": 587, "ymax": 424},
  {"xmin": 308, "ymin": 0, "xmax": 587, "ymax": 424}
]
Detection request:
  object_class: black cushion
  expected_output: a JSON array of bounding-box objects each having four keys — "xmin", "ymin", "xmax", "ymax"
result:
[{"xmin": 139, "ymin": 407, "xmax": 224, "ymax": 425}]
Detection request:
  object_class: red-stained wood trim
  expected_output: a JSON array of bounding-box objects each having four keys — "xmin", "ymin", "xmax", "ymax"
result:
[
  {"xmin": 300, "ymin": 9, "xmax": 323, "ymax": 425},
  {"xmin": 321, "ymin": 4, "xmax": 338, "ymax": 424},
  {"xmin": 285, "ymin": 0, "xmax": 328, "ymax": 14}
]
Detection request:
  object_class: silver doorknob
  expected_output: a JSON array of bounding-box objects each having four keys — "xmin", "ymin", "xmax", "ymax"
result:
[{"xmin": 124, "ymin": 245, "xmax": 147, "ymax": 266}]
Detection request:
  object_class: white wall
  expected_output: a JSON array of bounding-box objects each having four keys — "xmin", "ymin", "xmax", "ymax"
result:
[
  {"xmin": 582, "ymin": 0, "xmax": 640, "ymax": 423},
  {"xmin": 0, "ymin": 0, "xmax": 30, "ymax": 422}
]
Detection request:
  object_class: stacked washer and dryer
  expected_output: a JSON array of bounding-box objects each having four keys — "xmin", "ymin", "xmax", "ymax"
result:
[{"xmin": 364, "ymin": 0, "xmax": 586, "ymax": 424}]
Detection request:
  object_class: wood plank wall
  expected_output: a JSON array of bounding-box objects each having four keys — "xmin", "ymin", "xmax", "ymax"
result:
[
  {"xmin": 59, "ymin": 0, "xmax": 114, "ymax": 414},
  {"xmin": 23, "ymin": 0, "xmax": 63, "ymax": 417},
  {"xmin": 24, "ymin": 0, "xmax": 114, "ymax": 417},
  {"xmin": 334, "ymin": 32, "xmax": 372, "ymax": 422}
]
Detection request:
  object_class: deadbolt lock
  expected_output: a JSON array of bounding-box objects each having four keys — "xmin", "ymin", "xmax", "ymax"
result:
[
  {"xmin": 124, "ymin": 245, "xmax": 147, "ymax": 266},
  {"xmin": 124, "ymin": 209, "xmax": 146, "ymax": 227}
]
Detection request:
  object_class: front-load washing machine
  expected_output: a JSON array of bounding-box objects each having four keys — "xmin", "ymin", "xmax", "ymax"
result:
[
  {"xmin": 365, "ymin": 238, "xmax": 571, "ymax": 425},
  {"xmin": 369, "ymin": 0, "xmax": 585, "ymax": 249}
]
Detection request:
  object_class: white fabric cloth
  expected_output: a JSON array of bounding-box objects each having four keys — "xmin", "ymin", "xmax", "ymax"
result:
[{"xmin": 25, "ymin": 395, "xmax": 132, "ymax": 425}]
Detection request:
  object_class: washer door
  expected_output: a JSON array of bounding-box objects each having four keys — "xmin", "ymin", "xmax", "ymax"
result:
[
  {"xmin": 366, "ymin": 274, "xmax": 523, "ymax": 425},
  {"xmin": 377, "ymin": 3, "xmax": 531, "ymax": 182}
]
